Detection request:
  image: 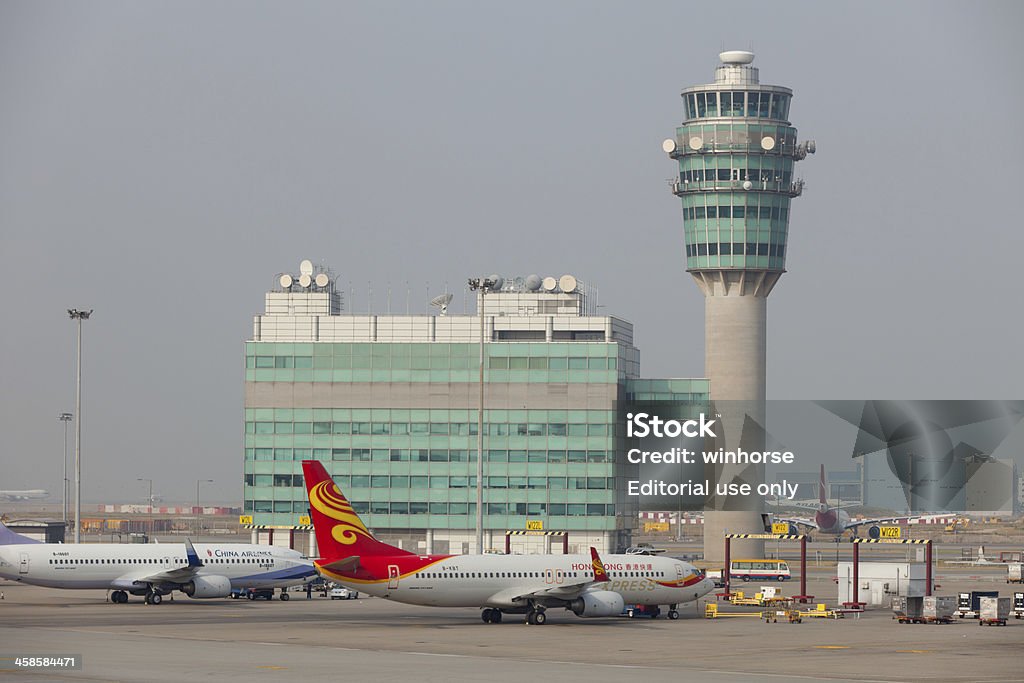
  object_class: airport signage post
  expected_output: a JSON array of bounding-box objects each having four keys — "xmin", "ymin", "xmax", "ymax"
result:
[{"xmin": 723, "ymin": 533, "xmax": 813, "ymax": 603}]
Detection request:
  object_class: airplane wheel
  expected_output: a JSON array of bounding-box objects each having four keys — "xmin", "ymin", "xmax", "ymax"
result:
[
  {"xmin": 482, "ymin": 608, "xmax": 493, "ymax": 623},
  {"xmin": 248, "ymin": 593, "xmax": 256, "ymax": 600},
  {"xmin": 668, "ymin": 610, "xmax": 680, "ymax": 620},
  {"xmin": 150, "ymin": 593, "xmax": 162, "ymax": 605},
  {"xmin": 118, "ymin": 591, "xmax": 128, "ymax": 604},
  {"xmin": 492, "ymin": 610, "xmax": 502, "ymax": 623},
  {"xmin": 533, "ymin": 611, "xmax": 547, "ymax": 625},
  {"xmin": 280, "ymin": 592, "xmax": 290, "ymax": 601},
  {"xmin": 526, "ymin": 611, "xmax": 536, "ymax": 625}
]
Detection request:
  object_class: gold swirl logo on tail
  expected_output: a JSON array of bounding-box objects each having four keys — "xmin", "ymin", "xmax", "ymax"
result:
[
  {"xmin": 592, "ymin": 557, "xmax": 606, "ymax": 575},
  {"xmin": 309, "ymin": 481, "xmax": 373, "ymax": 546}
]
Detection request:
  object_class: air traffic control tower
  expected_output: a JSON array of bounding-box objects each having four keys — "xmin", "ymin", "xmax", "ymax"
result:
[{"xmin": 664, "ymin": 51, "xmax": 815, "ymax": 562}]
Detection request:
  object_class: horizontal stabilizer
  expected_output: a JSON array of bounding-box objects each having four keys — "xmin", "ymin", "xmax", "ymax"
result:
[
  {"xmin": 320, "ymin": 556, "xmax": 360, "ymax": 574},
  {"xmin": 0, "ymin": 522, "xmax": 40, "ymax": 545}
]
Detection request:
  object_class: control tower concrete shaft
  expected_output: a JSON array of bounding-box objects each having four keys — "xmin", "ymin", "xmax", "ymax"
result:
[{"xmin": 664, "ymin": 51, "xmax": 814, "ymax": 562}]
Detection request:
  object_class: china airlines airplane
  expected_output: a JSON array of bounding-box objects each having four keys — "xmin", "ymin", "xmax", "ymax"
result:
[
  {"xmin": 302, "ymin": 460, "xmax": 715, "ymax": 624},
  {"xmin": 0, "ymin": 522, "xmax": 316, "ymax": 604}
]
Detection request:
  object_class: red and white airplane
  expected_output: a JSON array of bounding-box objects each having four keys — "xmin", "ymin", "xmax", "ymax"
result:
[
  {"xmin": 772, "ymin": 465, "xmax": 908, "ymax": 537},
  {"xmin": 301, "ymin": 460, "xmax": 715, "ymax": 624}
]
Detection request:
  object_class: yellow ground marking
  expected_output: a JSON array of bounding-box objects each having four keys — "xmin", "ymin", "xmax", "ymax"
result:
[
  {"xmin": 256, "ymin": 665, "xmax": 288, "ymax": 670},
  {"xmin": 813, "ymin": 646, "xmax": 850, "ymax": 650},
  {"xmin": 895, "ymin": 650, "xmax": 932, "ymax": 654}
]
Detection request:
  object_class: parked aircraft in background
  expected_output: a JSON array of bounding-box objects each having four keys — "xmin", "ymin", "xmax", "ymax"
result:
[
  {"xmin": 771, "ymin": 465, "xmax": 909, "ymax": 537},
  {"xmin": 0, "ymin": 522, "xmax": 316, "ymax": 604},
  {"xmin": 0, "ymin": 490, "xmax": 48, "ymax": 501},
  {"xmin": 301, "ymin": 460, "xmax": 715, "ymax": 625}
]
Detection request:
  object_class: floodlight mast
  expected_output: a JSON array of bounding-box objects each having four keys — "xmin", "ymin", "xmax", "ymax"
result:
[
  {"xmin": 467, "ymin": 277, "xmax": 496, "ymax": 554},
  {"xmin": 67, "ymin": 308, "xmax": 92, "ymax": 543}
]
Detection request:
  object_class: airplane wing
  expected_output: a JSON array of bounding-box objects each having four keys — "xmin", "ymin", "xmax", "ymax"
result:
[
  {"xmin": 488, "ymin": 547, "xmax": 610, "ymax": 605},
  {"xmin": 115, "ymin": 538, "xmax": 205, "ymax": 586},
  {"xmin": 844, "ymin": 516, "xmax": 910, "ymax": 531}
]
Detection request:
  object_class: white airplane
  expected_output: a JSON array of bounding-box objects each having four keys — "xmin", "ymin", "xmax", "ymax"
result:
[
  {"xmin": 0, "ymin": 522, "xmax": 317, "ymax": 604},
  {"xmin": 301, "ymin": 460, "xmax": 716, "ymax": 624},
  {"xmin": 0, "ymin": 489, "xmax": 48, "ymax": 501},
  {"xmin": 771, "ymin": 465, "xmax": 909, "ymax": 537}
]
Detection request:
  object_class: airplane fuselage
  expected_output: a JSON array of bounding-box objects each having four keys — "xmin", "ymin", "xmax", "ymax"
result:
[
  {"xmin": 319, "ymin": 552, "xmax": 714, "ymax": 609},
  {"xmin": 0, "ymin": 542, "xmax": 314, "ymax": 593}
]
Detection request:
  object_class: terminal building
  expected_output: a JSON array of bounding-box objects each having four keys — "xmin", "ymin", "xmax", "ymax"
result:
[{"xmin": 243, "ymin": 261, "xmax": 708, "ymax": 555}]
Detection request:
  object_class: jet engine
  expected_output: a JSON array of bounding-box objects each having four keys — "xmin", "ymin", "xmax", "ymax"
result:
[
  {"xmin": 569, "ymin": 591, "xmax": 624, "ymax": 618},
  {"xmin": 180, "ymin": 575, "xmax": 232, "ymax": 599}
]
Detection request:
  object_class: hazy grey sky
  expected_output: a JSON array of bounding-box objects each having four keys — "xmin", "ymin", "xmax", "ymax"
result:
[{"xmin": 1, "ymin": 1, "xmax": 1021, "ymax": 502}]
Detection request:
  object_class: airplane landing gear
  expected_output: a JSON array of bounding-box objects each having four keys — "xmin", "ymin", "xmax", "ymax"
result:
[
  {"xmin": 481, "ymin": 608, "xmax": 503, "ymax": 623},
  {"xmin": 144, "ymin": 591, "xmax": 162, "ymax": 605},
  {"xmin": 111, "ymin": 590, "xmax": 128, "ymax": 604},
  {"xmin": 526, "ymin": 609, "xmax": 547, "ymax": 625},
  {"xmin": 667, "ymin": 603, "xmax": 679, "ymax": 620}
]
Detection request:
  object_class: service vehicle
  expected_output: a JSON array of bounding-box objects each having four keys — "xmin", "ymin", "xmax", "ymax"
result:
[{"xmin": 729, "ymin": 559, "xmax": 791, "ymax": 582}]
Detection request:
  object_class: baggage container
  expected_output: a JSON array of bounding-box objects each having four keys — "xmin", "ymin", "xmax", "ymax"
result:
[
  {"xmin": 958, "ymin": 590, "xmax": 999, "ymax": 618},
  {"xmin": 1007, "ymin": 563, "xmax": 1023, "ymax": 584},
  {"xmin": 892, "ymin": 596, "xmax": 924, "ymax": 623},
  {"xmin": 922, "ymin": 596, "xmax": 956, "ymax": 622},
  {"xmin": 979, "ymin": 596, "xmax": 1010, "ymax": 626}
]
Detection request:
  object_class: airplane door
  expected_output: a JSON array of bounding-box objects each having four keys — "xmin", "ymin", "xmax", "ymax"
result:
[
  {"xmin": 675, "ymin": 564, "xmax": 685, "ymax": 581},
  {"xmin": 19, "ymin": 552, "xmax": 29, "ymax": 574},
  {"xmin": 387, "ymin": 565, "xmax": 400, "ymax": 590}
]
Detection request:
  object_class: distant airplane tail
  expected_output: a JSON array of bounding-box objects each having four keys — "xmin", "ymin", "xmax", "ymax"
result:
[
  {"xmin": 301, "ymin": 460, "xmax": 412, "ymax": 561},
  {"xmin": 0, "ymin": 521, "xmax": 41, "ymax": 545}
]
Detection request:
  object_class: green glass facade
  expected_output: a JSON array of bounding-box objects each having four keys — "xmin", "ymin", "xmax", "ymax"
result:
[{"xmin": 244, "ymin": 341, "xmax": 705, "ymax": 537}]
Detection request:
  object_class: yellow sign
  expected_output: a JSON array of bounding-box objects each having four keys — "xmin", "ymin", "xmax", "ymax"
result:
[
  {"xmin": 644, "ymin": 522, "xmax": 670, "ymax": 533},
  {"xmin": 880, "ymin": 525, "xmax": 901, "ymax": 538},
  {"xmin": 526, "ymin": 520, "xmax": 543, "ymax": 531},
  {"xmin": 239, "ymin": 515, "xmax": 253, "ymax": 525},
  {"xmin": 299, "ymin": 515, "xmax": 311, "ymax": 526},
  {"xmin": 771, "ymin": 522, "xmax": 791, "ymax": 535}
]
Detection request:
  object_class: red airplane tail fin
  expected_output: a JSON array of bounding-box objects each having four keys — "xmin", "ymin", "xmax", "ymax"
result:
[
  {"xmin": 301, "ymin": 460, "xmax": 411, "ymax": 560},
  {"xmin": 590, "ymin": 547, "xmax": 610, "ymax": 583},
  {"xmin": 819, "ymin": 464, "xmax": 827, "ymax": 506}
]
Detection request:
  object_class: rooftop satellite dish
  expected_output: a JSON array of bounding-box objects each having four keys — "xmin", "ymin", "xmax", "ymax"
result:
[
  {"xmin": 279, "ymin": 274, "xmax": 293, "ymax": 289},
  {"xmin": 662, "ymin": 138, "xmax": 677, "ymax": 154},
  {"xmin": 719, "ymin": 50, "xmax": 755, "ymax": 65},
  {"xmin": 429, "ymin": 293, "xmax": 453, "ymax": 316},
  {"xmin": 525, "ymin": 274, "xmax": 542, "ymax": 291},
  {"xmin": 558, "ymin": 274, "xmax": 578, "ymax": 293},
  {"xmin": 298, "ymin": 274, "xmax": 312, "ymax": 288},
  {"xmin": 742, "ymin": 180, "xmax": 753, "ymax": 191},
  {"xmin": 760, "ymin": 136, "xmax": 776, "ymax": 151},
  {"xmin": 314, "ymin": 273, "xmax": 329, "ymax": 288},
  {"xmin": 299, "ymin": 260, "xmax": 313, "ymax": 276},
  {"xmin": 488, "ymin": 275, "xmax": 504, "ymax": 291},
  {"xmin": 688, "ymin": 136, "xmax": 703, "ymax": 151},
  {"xmin": 541, "ymin": 276, "xmax": 557, "ymax": 292}
]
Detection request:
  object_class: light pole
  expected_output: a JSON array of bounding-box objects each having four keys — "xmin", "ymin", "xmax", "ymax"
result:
[
  {"xmin": 196, "ymin": 479, "xmax": 213, "ymax": 535},
  {"xmin": 68, "ymin": 308, "xmax": 92, "ymax": 542},
  {"xmin": 58, "ymin": 413, "xmax": 73, "ymax": 531},
  {"xmin": 137, "ymin": 478, "xmax": 153, "ymax": 537},
  {"xmin": 467, "ymin": 277, "xmax": 496, "ymax": 554}
]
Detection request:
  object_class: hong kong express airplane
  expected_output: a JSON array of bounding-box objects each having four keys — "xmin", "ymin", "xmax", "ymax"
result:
[
  {"xmin": 302, "ymin": 460, "xmax": 715, "ymax": 624},
  {"xmin": 0, "ymin": 523, "xmax": 316, "ymax": 604}
]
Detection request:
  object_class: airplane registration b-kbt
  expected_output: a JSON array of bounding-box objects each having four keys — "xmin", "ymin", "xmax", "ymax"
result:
[
  {"xmin": 0, "ymin": 522, "xmax": 316, "ymax": 604},
  {"xmin": 302, "ymin": 460, "xmax": 716, "ymax": 624}
]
